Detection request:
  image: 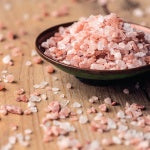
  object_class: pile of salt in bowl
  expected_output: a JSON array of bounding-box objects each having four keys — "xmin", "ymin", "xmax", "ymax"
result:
[{"xmin": 42, "ymin": 13, "xmax": 150, "ymax": 70}]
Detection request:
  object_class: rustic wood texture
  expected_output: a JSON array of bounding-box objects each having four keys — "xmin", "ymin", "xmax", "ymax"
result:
[{"xmin": 0, "ymin": 0, "xmax": 149, "ymax": 150}]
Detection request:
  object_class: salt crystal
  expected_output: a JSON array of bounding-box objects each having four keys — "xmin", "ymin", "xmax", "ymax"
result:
[
  {"xmin": 79, "ymin": 115, "xmax": 88, "ymax": 124},
  {"xmin": 29, "ymin": 95, "xmax": 41, "ymax": 102},
  {"xmin": 24, "ymin": 129, "xmax": 32, "ymax": 134},
  {"xmin": 41, "ymin": 94, "xmax": 47, "ymax": 100},
  {"xmin": 133, "ymin": 8, "xmax": 144, "ymax": 17},
  {"xmin": 123, "ymin": 88, "xmax": 129, "ymax": 95},
  {"xmin": 76, "ymin": 109, "xmax": 82, "ymax": 115},
  {"xmin": 52, "ymin": 87, "xmax": 60, "ymax": 92},
  {"xmin": 72, "ymin": 102, "xmax": 81, "ymax": 108},
  {"xmin": 2, "ymin": 55, "xmax": 12, "ymax": 64},
  {"xmin": 104, "ymin": 97, "xmax": 112, "ymax": 105},
  {"xmin": 25, "ymin": 61, "xmax": 32, "ymax": 66},
  {"xmin": 112, "ymin": 136, "xmax": 122, "ymax": 144},
  {"xmin": 66, "ymin": 82, "xmax": 72, "ymax": 89}
]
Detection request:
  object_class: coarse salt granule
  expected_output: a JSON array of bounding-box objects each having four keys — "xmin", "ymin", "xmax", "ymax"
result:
[
  {"xmin": 2, "ymin": 55, "xmax": 12, "ymax": 64},
  {"xmin": 72, "ymin": 102, "xmax": 81, "ymax": 108},
  {"xmin": 133, "ymin": 8, "xmax": 144, "ymax": 17},
  {"xmin": 123, "ymin": 88, "xmax": 129, "ymax": 95},
  {"xmin": 24, "ymin": 129, "xmax": 32, "ymax": 135},
  {"xmin": 79, "ymin": 115, "xmax": 88, "ymax": 124}
]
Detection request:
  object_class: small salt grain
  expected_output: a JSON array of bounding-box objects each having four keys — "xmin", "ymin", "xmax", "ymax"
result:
[
  {"xmin": 133, "ymin": 8, "xmax": 144, "ymax": 17},
  {"xmin": 123, "ymin": 88, "xmax": 129, "ymax": 95},
  {"xmin": 45, "ymin": 65, "xmax": 54, "ymax": 73},
  {"xmin": 52, "ymin": 87, "xmax": 60, "ymax": 92},
  {"xmin": 2, "ymin": 55, "xmax": 12, "ymax": 64},
  {"xmin": 117, "ymin": 110, "xmax": 125, "ymax": 119},
  {"xmin": 104, "ymin": 97, "xmax": 112, "ymax": 105},
  {"xmin": 25, "ymin": 61, "xmax": 32, "ymax": 66},
  {"xmin": 29, "ymin": 95, "xmax": 41, "ymax": 102},
  {"xmin": 76, "ymin": 109, "xmax": 82, "ymax": 115},
  {"xmin": 27, "ymin": 101, "xmax": 36, "ymax": 108},
  {"xmin": 72, "ymin": 102, "xmax": 81, "ymax": 108},
  {"xmin": 41, "ymin": 94, "xmax": 47, "ymax": 100},
  {"xmin": 24, "ymin": 129, "xmax": 32, "ymax": 135},
  {"xmin": 112, "ymin": 136, "xmax": 122, "ymax": 144},
  {"xmin": 8, "ymin": 136, "xmax": 16, "ymax": 144},
  {"xmin": 60, "ymin": 94, "xmax": 65, "ymax": 98},
  {"xmin": 66, "ymin": 82, "xmax": 72, "ymax": 89},
  {"xmin": 60, "ymin": 99, "xmax": 70, "ymax": 107},
  {"xmin": 31, "ymin": 50, "xmax": 37, "ymax": 56},
  {"xmin": 25, "ymin": 135, "xmax": 31, "ymax": 141},
  {"xmin": 79, "ymin": 115, "xmax": 88, "ymax": 124},
  {"xmin": 94, "ymin": 112, "xmax": 103, "ymax": 120},
  {"xmin": 29, "ymin": 106, "xmax": 38, "ymax": 113},
  {"xmin": 89, "ymin": 96, "xmax": 99, "ymax": 103}
]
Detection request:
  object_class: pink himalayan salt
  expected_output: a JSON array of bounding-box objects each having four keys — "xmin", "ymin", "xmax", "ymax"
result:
[
  {"xmin": 51, "ymin": 5, "xmax": 70, "ymax": 17},
  {"xmin": 42, "ymin": 13, "xmax": 150, "ymax": 70},
  {"xmin": 33, "ymin": 56, "xmax": 43, "ymax": 64},
  {"xmin": 15, "ymin": 88, "xmax": 25, "ymax": 95},
  {"xmin": 0, "ymin": 83, "xmax": 5, "ymax": 91},
  {"xmin": 5, "ymin": 74, "xmax": 15, "ymax": 83},
  {"xmin": 0, "ymin": 105, "xmax": 23, "ymax": 115},
  {"xmin": 99, "ymin": 104, "xmax": 108, "ymax": 112},
  {"xmin": 45, "ymin": 65, "xmax": 54, "ymax": 73},
  {"xmin": 16, "ymin": 95, "xmax": 28, "ymax": 103}
]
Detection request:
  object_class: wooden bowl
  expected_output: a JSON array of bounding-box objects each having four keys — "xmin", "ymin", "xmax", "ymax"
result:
[{"xmin": 35, "ymin": 22, "xmax": 150, "ymax": 80}]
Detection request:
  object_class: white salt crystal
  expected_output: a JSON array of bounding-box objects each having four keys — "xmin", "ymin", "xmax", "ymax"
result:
[
  {"xmin": 72, "ymin": 102, "xmax": 81, "ymax": 108},
  {"xmin": 79, "ymin": 115, "xmax": 88, "ymax": 124},
  {"xmin": 2, "ymin": 55, "xmax": 11, "ymax": 64},
  {"xmin": 133, "ymin": 8, "xmax": 144, "ymax": 17}
]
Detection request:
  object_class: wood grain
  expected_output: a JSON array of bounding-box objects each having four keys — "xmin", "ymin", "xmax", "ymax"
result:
[{"xmin": 0, "ymin": 0, "xmax": 149, "ymax": 150}]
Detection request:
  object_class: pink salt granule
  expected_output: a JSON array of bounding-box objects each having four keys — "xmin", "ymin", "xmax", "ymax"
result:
[
  {"xmin": 45, "ymin": 65, "xmax": 54, "ymax": 73},
  {"xmin": 42, "ymin": 13, "xmax": 150, "ymax": 70}
]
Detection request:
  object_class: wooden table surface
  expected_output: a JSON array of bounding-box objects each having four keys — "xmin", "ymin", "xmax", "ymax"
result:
[{"xmin": 0, "ymin": 0, "xmax": 150, "ymax": 150}]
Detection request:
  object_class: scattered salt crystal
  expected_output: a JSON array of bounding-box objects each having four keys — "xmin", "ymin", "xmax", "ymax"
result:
[
  {"xmin": 25, "ymin": 61, "xmax": 32, "ymax": 66},
  {"xmin": 60, "ymin": 99, "xmax": 70, "ymax": 107},
  {"xmin": 2, "ymin": 55, "xmax": 12, "ymax": 64},
  {"xmin": 4, "ymin": 74, "xmax": 15, "ymax": 83},
  {"xmin": 60, "ymin": 94, "xmax": 65, "ymax": 98},
  {"xmin": 29, "ymin": 106, "xmax": 38, "ymax": 113},
  {"xmin": 104, "ymin": 97, "xmax": 112, "ymax": 105},
  {"xmin": 99, "ymin": 104, "xmax": 108, "ymax": 112},
  {"xmin": 66, "ymin": 82, "xmax": 72, "ymax": 89},
  {"xmin": 45, "ymin": 65, "xmax": 54, "ymax": 73},
  {"xmin": 24, "ymin": 129, "xmax": 32, "ymax": 135},
  {"xmin": 31, "ymin": 50, "xmax": 37, "ymax": 56},
  {"xmin": 27, "ymin": 101, "xmax": 36, "ymax": 108},
  {"xmin": 117, "ymin": 110, "xmax": 125, "ymax": 119},
  {"xmin": 94, "ymin": 112, "xmax": 103, "ymax": 120},
  {"xmin": 89, "ymin": 96, "xmax": 99, "ymax": 103},
  {"xmin": 76, "ymin": 109, "xmax": 82, "ymax": 115},
  {"xmin": 52, "ymin": 87, "xmax": 60, "ymax": 92},
  {"xmin": 8, "ymin": 136, "xmax": 16, "ymax": 145},
  {"xmin": 79, "ymin": 115, "xmax": 88, "ymax": 124},
  {"xmin": 72, "ymin": 102, "xmax": 81, "ymax": 108},
  {"xmin": 112, "ymin": 136, "xmax": 122, "ymax": 144},
  {"xmin": 123, "ymin": 88, "xmax": 129, "ymax": 95},
  {"xmin": 133, "ymin": 8, "xmax": 144, "ymax": 17},
  {"xmin": 25, "ymin": 135, "xmax": 31, "ymax": 141},
  {"xmin": 33, "ymin": 81, "xmax": 48, "ymax": 89},
  {"xmin": 41, "ymin": 94, "xmax": 47, "ymax": 100},
  {"xmin": 29, "ymin": 95, "xmax": 41, "ymax": 102}
]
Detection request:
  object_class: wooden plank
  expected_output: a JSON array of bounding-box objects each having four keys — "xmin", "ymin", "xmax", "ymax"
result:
[{"xmin": 0, "ymin": 0, "xmax": 149, "ymax": 150}]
